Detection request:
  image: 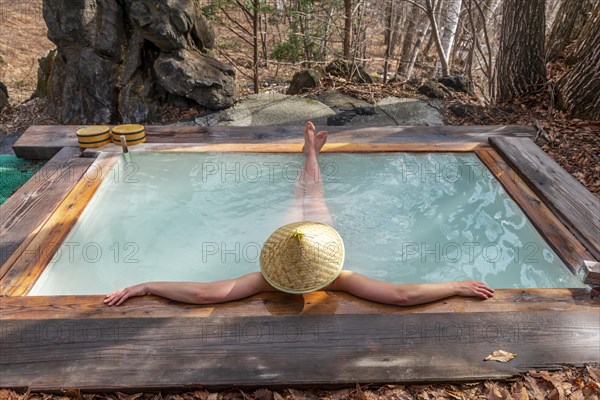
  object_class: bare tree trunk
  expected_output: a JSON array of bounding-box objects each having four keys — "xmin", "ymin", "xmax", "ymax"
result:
[
  {"xmin": 495, "ymin": 0, "xmax": 546, "ymax": 102},
  {"xmin": 253, "ymin": 0, "xmax": 259, "ymax": 93},
  {"xmin": 425, "ymin": 0, "xmax": 450, "ymax": 76},
  {"xmin": 434, "ymin": 0, "xmax": 462, "ymax": 76},
  {"xmin": 547, "ymin": 0, "xmax": 594, "ymax": 61},
  {"xmin": 404, "ymin": 16, "xmax": 431, "ymax": 80},
  {"xmin": 343, "ymin": 0, "xmax": 352, "ymax": 59},
  {"xmin": 557, "ymin": 0, "xmax": 600, "ymax": 119},
  {"xmin": 383, "ymin": 0, "xmax": 395, "ymax": 83},
  {"xmin": 397, "ymin": 3, "xmax": 420, "ymax": 79}
]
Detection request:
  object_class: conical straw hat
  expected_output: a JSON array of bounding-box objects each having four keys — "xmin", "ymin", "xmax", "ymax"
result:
[{"xmin": 260, "ymin": 221, "xmax": 345, "ymax": 294}]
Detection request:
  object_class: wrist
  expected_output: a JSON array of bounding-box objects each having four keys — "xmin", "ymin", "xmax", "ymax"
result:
[
  {"xmin": 141, "ymin": 283, "xmax": 151, "ymax": 295},
  {"xmin": 450, "ymin": 281, "xmax": 460, "ymax": 296}
]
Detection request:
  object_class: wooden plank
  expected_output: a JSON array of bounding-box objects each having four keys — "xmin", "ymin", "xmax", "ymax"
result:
[
  {"xmin": 0, "ymin": 154, "xmax": 120, "ymax": 296},
  {"xmin": 0, "ymin": 309, "xmax": 597, "ymax": 390},
  {"xmin": 477, "ymin": 150, "xmax": 593, "ymax": 273},
  {"xmin": 0, "ymin": 148, "xmax": 93, "ymax": 277},
  {"xmin": 85, "ymin": 141, "xmax": 491, "ymax": 154},
  {"xmin": 490, "ymin": 137, "xmax": 600, "ymax": 261},
  {"xmin": 15, "ymin": 125, "xmax": 536, "ymax": 159},
  {"xmin": 0, "ymin": 289, "xmax": 596, "ymax": 320}
]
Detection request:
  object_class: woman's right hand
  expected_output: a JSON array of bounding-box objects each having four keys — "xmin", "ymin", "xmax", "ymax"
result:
[
  {"xmin": 454, "ymin": 280, "xmax": 495, "ymax": 299},
  {"xmin": 104, "ymin": 283, "xmax": 147, "ymax": 306}
]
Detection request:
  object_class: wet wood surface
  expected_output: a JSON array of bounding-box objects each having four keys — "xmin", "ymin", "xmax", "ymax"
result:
[
  {"xmin": 490, "ymin": 137, "xmax": 600, "ymax": 261},
  {"xmin": 0, "ymin": 148, "xmax": 93, "ymax": 275},
  {"xmin": 14, "ymin": 125, "xmax": 536, "ymax": 159}
]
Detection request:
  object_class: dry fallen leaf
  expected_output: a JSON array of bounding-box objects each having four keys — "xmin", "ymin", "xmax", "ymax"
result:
[{"xmin": 484, "ymin": 350, "xmax": 516, "ymax": 362}]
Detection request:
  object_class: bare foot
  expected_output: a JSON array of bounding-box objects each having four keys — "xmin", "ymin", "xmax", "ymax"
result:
[
  {"xmin": 314, "ymin": 131, "xmax": 328, "ymax": 154},
  {"xmin": 303, "ymin": 121, "xmax": 316, "ymax": 155}
]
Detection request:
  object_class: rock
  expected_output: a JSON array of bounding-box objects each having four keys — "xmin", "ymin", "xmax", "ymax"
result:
[
  {"xmin": 0, "ymin": 82, "xmax": 8, "ymax": 111},
  {"xmin": 287, "ymin": 70, "xmax": 321, "ymax": 95},
  {"xmin": 40, "ymin": 0, "xmax": 236, "ymax": 124},
  {"xmin": 311, "ymin": 91, "xmax": 370, "ymax": 109},
  {"xmin": 417, "ymin": 81, "xmax": 445, "ymax": 99},
  {"xmin": 155, "ymin": 49, "xmax": 235, "ymax": 110},
  {"xmin": 437, "ymin": 75, "xmax": 473, "ymax": 94},
  {"xmin": 449, "ymin": 104, "xmax": 470, "ymax": 117},
  {"xmin": 352, "ymin": 97, "xmax": 444, "ymax": 126},
  {"xmin": 32, "ymin": 49, "xmax": 57, "ymax": 100},
  {"xmin": 327, "ymin": 111, "xmax": 355, "ymax": 126},
  {"xmin": 194, "ymin": 93, "xmax": 335, "ymax": 126},
  {"xmin": 327, "ymin": 106, "xmax": 375, "ymax": 126},
  {"xmin": 325, "ymin": 59, "xmax": 374, "ymax": 84}
]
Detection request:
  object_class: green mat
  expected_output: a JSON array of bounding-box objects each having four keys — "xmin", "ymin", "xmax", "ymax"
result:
[{"xmin": 0, "ymin": 155, "xmax": 46, "ymax": 205}]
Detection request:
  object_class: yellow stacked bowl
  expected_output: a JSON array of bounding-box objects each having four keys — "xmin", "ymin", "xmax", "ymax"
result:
[
  {"xmin": 76, "ymin": 126, "xmax": 112, "ymax": 148},
  {"xmin": 111, "ymin": 124, "xmax": 147, "ymax": 145}
]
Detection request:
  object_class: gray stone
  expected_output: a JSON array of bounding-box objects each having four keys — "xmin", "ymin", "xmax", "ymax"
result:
[
  {"xmin": 327, "ymin": 111, "xmax": 355, "ymax": 126},
  {"xmin": 437, "ymin": 75, "xmax": 473, "ymax": 94},
  {"xmin": 40, "ymin": 0, "xmax": 235, "ymax": 124},
  {"xmin": 417, "ymin": 81, "xmax": 446, "ymax": 99},
  {"xmin": 351, "ymin": 97, "xmax": 443, "ymax": 126},
  {"xmin": 312, "ymin": 91, "xmax": 370, "ymax": 109},
  {"xmin": 191, "ymin": 93, "xmax": 442, "ymax": 127},
  {"xmin": 155, "ymin": 49, "xmax": 235, "ymax": 110},
  {"xmin": 194, "ymin": 93, "xmax": 335, "ymax": 126},
  {"xmin": 287, "ymin": 70, "xmax": 321, "ymax": 95},
  {"xmin": 325, "ymin": 59, "xmax": 374, "ymax": 84}
]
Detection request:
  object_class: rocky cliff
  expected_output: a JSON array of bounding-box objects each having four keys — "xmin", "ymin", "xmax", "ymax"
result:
[{"xmin": 40, "ymin": 0, "xmax": 236, "ymax": 124}]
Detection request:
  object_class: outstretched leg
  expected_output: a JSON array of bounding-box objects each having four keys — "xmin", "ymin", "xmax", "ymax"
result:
[
  {"xmin": 283, "ymin": 122, "xmax": 330, "ymax": 224},
  {"xmin": 283, "ymin": 121, "xmax": 333, "ymax": 225},
  {"xmin": 301, "ymin": 122, "xmax": 333, "ymax": 225}
]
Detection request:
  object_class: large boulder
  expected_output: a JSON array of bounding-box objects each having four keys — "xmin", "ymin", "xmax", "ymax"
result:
[
  {"xmin": 287, "ymin": 69, "xmax": 321, "ymax": 95},
  {"xmin": 437, "ymin": 75, "xmax": 474, "ymax": 95},
  {"xmin": 0, "ymin": 81, "xmax": 8, "ymax": 111},
  {"xmin": 325, "ymin": 59, "xmax": 374, "ymax": 84},
  {"xmin": 417, "ymin": 81, "xmax": 446, "ymax": 99},
  {"xmin": 40, "ymin": 0, "xmax": 236, "ymax": 124}
]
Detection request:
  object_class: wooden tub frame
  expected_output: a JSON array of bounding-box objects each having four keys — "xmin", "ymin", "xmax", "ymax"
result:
[{"xmin": 1, "ymin": 125, "xmax": 598, "ymax": 391}]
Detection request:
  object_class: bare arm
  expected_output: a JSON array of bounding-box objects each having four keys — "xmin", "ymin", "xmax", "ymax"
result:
[
  {"xmin": 104, "ymin": 272, "xmax": 276, "ymax": 306},
  {"xmin": 327, "ymin": 270, "xmax": 494, "ymax": 306}
]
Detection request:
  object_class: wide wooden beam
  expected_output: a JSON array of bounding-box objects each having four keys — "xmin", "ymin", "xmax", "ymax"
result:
[
  {"xmin": 14, "ymin": 125, "xmax": 536, "ymax": 159},
  {"xmin": 0, "ymin": 148, "xmax": 94, "ymax": 276},
  {"xmin": 490, "ymin": 137, "xmax": 600, "ymax": 261},
  {"xmin": 0, "ymin": 292, "xmax": 597, "ymax": 391}
]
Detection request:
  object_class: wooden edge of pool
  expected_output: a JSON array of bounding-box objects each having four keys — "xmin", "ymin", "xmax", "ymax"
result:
[
  {"xmin": 476, "ymin": 150, "xmax": 593, "ymax": 273},
  {"xmin": 0, "ymin": 147, "xmax": 92, "ymax": 276},
  {"xmin": 2, "ymin": 136, "xmax": 600, "ymax": 391},
  {"xmin": 0, "ymin": 291, "xmax": 598, "ymax": 391},
  {"xmin": 83, "ymin": 141, "xmax": 492, "ymax": 153},
  {"xmin": 13, "ymin": 124, "xmax": 537, "ymax": 160},
  {"xmin": 1, "ymin": 289, "xmax": 597, "ymax": 320},
  {"xmin": 490, "ymin": 136, "xmax": 600, "ymax": 261},
  {"xmin": 0, "ymin": 153, "xmax": 121, "ymax": 296}
]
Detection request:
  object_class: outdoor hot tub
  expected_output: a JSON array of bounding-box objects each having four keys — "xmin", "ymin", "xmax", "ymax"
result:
[{"xmin": 2, "ymin": 125, "xmax": 598, "ymax": 391}]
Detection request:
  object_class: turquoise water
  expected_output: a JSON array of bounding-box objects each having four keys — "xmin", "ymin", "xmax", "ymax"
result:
[{"xmin": 29, "ymin": 152, "xmax": 585, "ymax": 295}]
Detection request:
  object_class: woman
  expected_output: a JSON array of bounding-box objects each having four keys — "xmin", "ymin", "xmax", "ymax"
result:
[{"xmin": 104, "ymin": 122, "xmax": 494, "ymax": 306}]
